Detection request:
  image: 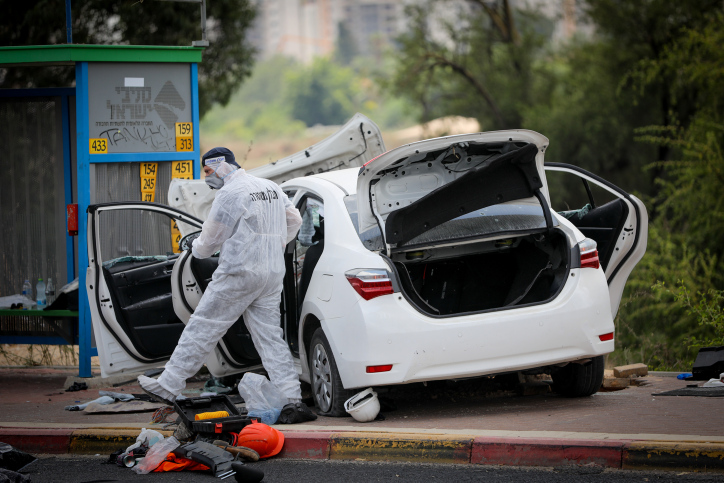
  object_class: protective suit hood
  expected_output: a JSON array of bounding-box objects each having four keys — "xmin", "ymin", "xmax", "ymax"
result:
[{"xmin": 205, "ymin": 161, "xmax": 239, "ymax": 189}]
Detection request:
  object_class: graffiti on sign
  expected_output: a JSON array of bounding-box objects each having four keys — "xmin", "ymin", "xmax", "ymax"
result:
[{"xmin": 88, "ymin": 64, "xmax": 192, "ymax": 153}]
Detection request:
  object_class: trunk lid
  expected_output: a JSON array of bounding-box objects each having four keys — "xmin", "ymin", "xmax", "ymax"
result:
[{"xmin": 356, "ymin": 130, "xmax": 552, "ymax": 251}]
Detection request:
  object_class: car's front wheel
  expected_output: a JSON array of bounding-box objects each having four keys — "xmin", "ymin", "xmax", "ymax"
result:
[
  {"xmin": 309, "ymin": 328, "xmax": 352, "ymax": 416},
  {"xmin": 551, "ymin": 355, "xmax": 605, "ymax": 397}
]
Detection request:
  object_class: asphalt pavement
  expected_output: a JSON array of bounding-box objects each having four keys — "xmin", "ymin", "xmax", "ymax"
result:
[{"xmin": 24, "ymin": 456, "xmax": 724, "ymax": 483}]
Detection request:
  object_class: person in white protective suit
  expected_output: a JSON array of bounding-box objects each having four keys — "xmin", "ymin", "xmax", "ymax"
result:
[{"xmin": 138, "ymin": 147, "xmax": 317, "ymax": 424}]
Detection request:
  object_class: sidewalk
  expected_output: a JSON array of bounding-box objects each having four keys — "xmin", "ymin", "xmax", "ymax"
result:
[{"xmin": 1, "ymin": 367, "xmax": 722, "ymax": 472}]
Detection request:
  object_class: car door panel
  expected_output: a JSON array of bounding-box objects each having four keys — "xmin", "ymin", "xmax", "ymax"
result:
[
  {"xmin": 102, "ymin": 259, "xmax": 184, "ymax": 359},
  {"xmin": 545, "ymin": 163, "xmax": 648, "ymax": 317},
  {"xmin": 88, "ymin": 203, "xmax": 204, "ymax": 377}
]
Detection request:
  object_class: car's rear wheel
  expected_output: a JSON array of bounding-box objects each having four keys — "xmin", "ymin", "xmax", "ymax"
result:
[
  {"xmin": 551, "ymin": 355, "xmax": 605, "ymax": 397},
  {"xmin": 309, "ymin": 328, "xmax": 352, "ymax": 416}
]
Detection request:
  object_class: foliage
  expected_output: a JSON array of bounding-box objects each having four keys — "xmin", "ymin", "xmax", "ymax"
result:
[
  {"xmin": 385, "ymin": 0, "xmax": 552, "ymax": 130},
  {"xmin": 612, "ymin": 11, "xmax": 724, "ymax": 369},
  {"xmin": 522, "ymin": 40, "xmax": 657, "ymax": 194},
  {"xmin": 0, "ymin": 0, "xmax": 257, "ymax": 116},
  {"xmin": 201, "ymin": 55, "xmax": 306, "ymax": 142},
  {"xmin": 284, "ymin": 57, "xmax": 361, "ymax": 126}
]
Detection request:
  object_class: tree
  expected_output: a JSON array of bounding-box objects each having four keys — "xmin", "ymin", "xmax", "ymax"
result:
[
  {"xmin": 0, "ymin": 0, "xmax": 256, "ymax": 116},
  {"xmin": 583, "ymin": 0, "xmax": 721, "ymax": 172},
  {"xmin": 613, "ymin": 12, "xmax": 724, "ymax": 369},
  {"xmin": 284, "ymin": 57, "xmax": 359, "ymax": 126},
  {"xmin": 385, "ymin": 0, "xmax": 552, "ymax": 130}
]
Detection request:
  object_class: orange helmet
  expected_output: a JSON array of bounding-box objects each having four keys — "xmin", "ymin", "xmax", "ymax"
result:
[{"xmin": 236, "ymin": 421, "xmax": 285, "ymax": 459}]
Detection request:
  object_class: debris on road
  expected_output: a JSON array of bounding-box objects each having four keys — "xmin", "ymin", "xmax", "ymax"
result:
[
  {"xmin": 0, "ymin": 443, "xmax": 35, "ymax": 473},
  {"xmin": 65, "ymin": 391, "xmax": 163, "ymax": 413},
  {"xmin": 613, "ymin": 363, "xmax": 648, "ymax": 378},
  {"xmin": 602, "ymin": 364, "xmax": 650, "ymax": 391},
  {"xmin": 602, "ymin": 377, "xmax": 630, "ymax": 389},
  {"xmin": 238, "ymin": 373, "xmax": 285, "ymax": 425},
  {"xmin": 64, "ymin": 381, "xmax": 87, "ymax": 392}
]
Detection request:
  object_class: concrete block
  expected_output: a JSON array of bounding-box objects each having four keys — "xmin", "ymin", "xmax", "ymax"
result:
[
  {"xmin": 613, "ymin": 363, "xmax": 648, "ymax": 378},
  {"xmin": 602, "ymin": 377, "xmax": 630, "ymax": 389}
]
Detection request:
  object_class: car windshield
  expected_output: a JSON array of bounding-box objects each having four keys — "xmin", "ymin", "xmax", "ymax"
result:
[
  {"xmin": 401, "ymin": 201, "xmax": 552, "ymax": 247},
  {"xmin": 344, "ymin": 195, "xmax": 385, "ymax": 251}
]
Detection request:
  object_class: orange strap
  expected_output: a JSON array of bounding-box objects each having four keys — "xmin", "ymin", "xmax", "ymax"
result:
[{"xmin": 152, "ymin": 453, "xmax": 210, "ymax": 472}]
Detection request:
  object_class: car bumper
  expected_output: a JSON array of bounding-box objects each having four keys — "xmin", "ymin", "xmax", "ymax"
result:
[{"xmin": 322, "ymin": 267, "xmax": 614, "ymax": 390}]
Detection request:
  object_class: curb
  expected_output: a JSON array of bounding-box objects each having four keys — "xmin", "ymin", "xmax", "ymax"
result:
[{"xmin": 2, "ymin": 428, "xmax": 723, "ymax": 472}]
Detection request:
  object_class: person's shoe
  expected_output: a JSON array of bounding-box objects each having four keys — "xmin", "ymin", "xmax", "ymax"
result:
[
  {"xmin": 277, "ymin": 402, "xmax": 317, "ymax": 424},
  {"xmin": 137, "ymin": 375, "xmax": 177, "ymax": 406}
]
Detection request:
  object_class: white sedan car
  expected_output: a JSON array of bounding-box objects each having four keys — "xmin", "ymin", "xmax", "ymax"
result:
[{"xmin": 87, "ymin": 119, "xmax": 647, "ymax": 416}]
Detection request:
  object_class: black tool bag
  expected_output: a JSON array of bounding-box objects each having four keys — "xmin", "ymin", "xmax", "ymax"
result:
[{"xmin": 174, "ymin": 395, "xmax": 255, "ymax": 437}]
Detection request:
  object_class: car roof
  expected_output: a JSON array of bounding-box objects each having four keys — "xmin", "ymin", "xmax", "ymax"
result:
[{"xmin": 297, "ymin": 168, "xmax": 359, "ymax": 195}]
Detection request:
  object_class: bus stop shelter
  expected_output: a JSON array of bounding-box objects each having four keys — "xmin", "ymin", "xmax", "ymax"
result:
[{"xmin": 0, "ymin": 45, "xmax": 202, "ymax": 377}]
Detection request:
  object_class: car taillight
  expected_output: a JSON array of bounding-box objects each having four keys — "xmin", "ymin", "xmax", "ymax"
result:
[
  {"xmin": 366, "ymin": 364, "xmax": 393, "ymax": 373},
  {"xmin": 578, "ymin": 238, "xmax": 600, "ymax": 269},
  {"xmin": 345, "ymin": 269, "xmax": 394, "ymax": 301},
  {"xmin": 599, "ymin": 332, "xmax": 614, "ymax": 341}
]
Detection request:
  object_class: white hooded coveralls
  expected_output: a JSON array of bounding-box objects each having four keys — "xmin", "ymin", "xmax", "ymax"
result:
[{"xmin": 157, "ymin": 165, "xmax": 303, "ymax": 400}]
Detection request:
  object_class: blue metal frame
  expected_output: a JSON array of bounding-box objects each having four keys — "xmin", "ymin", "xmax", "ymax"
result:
[
  {"xmin": 191, "ymin": 63, "xmax": 201, "ymax": 178},
  {"xmin": 76, "ymin": 62, "xmax": 92, "ymax": 378}
]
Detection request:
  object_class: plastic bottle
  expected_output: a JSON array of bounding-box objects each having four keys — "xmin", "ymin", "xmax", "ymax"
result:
[
  {"xmin": 36, "ymin": 278, "xmax": 47, "ymax": 309},
  {"xmin": 45, "ymin": 278, "xmax": 56, "ymax": 307},
  {"xmin": 22, "ymin": 279, "xmax": 33, "ymax": 301}
]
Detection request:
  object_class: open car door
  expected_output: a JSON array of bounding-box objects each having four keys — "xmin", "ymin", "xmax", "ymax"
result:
[
  {"xmin": 88, "ymin": 202, "xmax": 267, "ymax": 378},
  {"xmin": 87, "ymin": 203, "xmax": 203, "ymax": 377},
  {"xmin": 544, "ymin": 163, "xmax": 648, "ymax": 317}
]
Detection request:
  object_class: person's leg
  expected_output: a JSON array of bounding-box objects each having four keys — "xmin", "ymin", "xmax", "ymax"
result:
[
  {"xmin": 244, "ymin": 288, "xmax": 316, "ymax": 423},
  {"xmin": 151, "ymin": 282, "xmax": 256, "ymax": 398},
  {"xmin": 243, "ymin": 290, "xmax": 302, "ymax": 401}
]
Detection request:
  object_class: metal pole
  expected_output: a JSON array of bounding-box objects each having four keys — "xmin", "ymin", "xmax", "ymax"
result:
[
  {"xmin": 200, "ymin": 0, "xmax": 207, "ymax": 42},
  {"xmin": 65, "ymin": 0, "xmax": 72, "ymax": 44}
]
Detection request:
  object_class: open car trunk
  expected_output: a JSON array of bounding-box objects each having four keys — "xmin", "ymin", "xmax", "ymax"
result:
[{"xmin": 391, "ymin": 229, "xmax": 571, "ymax": 317}]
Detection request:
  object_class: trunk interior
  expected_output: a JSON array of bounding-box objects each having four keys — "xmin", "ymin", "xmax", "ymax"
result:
[{"xmin": 392, "ymin": 230, "xmax": 570, "ymax": 317}]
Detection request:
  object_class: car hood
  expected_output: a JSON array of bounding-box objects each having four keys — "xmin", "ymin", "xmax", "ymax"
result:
[
  {"xmin": 356, "ymin": 130, "xmax": 550, "ymax": 249},
  {"xmin": 248, "ymin": 112, "xmax": 385, "ymax": 184}
]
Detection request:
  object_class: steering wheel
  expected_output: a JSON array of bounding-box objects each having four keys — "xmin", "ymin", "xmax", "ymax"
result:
[{"xmin": 179, "ymin": 231, "xmax": 201, "ymax": 252}]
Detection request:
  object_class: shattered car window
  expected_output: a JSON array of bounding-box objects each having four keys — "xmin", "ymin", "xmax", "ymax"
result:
[
  {"xmin": 402, "ymin": 202, "xmax": 553, "ymax": 247},
  {"xmin": 344, "ymin": 195, "xmax": 385, "ymax": 252}
]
